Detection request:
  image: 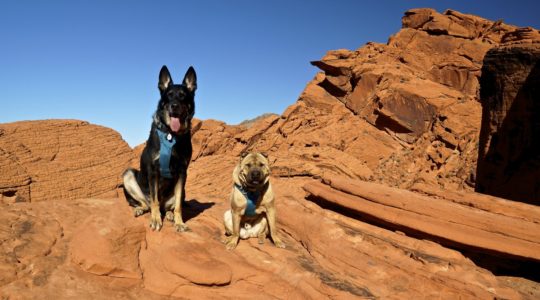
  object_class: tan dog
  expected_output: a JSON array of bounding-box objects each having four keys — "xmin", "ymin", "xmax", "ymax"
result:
[{"xmin": 223, "ymin": 152, "xmax": 285, "ymax": 250}]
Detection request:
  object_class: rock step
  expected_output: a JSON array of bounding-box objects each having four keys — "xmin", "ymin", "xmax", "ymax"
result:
[{"xmin": 303, "ymin": 176, "xmax": 540, "ymax": 262}]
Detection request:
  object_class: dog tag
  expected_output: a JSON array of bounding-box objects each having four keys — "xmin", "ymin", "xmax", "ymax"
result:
[{"xmin": 167, "ymin": 133, "xmax": 172, "ymax": 141}]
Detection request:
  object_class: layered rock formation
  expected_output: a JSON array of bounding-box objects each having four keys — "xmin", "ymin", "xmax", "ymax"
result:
[
  {"xmin": 304, "ymin": 176, "xmax": 540, "ymax": 272},
  {"xmin": 188, "ymin": 8, "xmax": 523, "ymax": 192},
  {"xmin": 0, "ymin": 120, "xmax": 133, "ymax": 203},
  {"xmin": 476, "ymin": 35, "xmax": 540, "ymax": 204}
]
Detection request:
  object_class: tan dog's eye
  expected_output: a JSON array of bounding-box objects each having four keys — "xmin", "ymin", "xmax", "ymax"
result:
[{"xmin": 246, "ymin": 163, "xmax": 252, "ymax": 168}]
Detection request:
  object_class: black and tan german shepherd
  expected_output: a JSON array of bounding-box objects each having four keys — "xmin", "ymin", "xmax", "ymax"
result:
[{"xmin": 123, "ymin": 65, "xmax": 196, "ymax": 232}]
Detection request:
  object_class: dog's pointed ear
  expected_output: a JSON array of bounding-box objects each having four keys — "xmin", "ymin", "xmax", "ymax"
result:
[
  {"xmin": 182, "ymin": 66, "xmax": 197, "ymax": 93},
  {"xmin": 260, "ymin": 152, "xmax": 269, "ymax": 159},
  {"xmin": 158, "ymin": 65, "xmax": 173, "ymax": 93}
]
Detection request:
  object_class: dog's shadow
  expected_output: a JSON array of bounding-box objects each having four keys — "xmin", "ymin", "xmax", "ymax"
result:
[{"xmin": 182, "ymin": 199, "xmax": 215, "ymax": 222}]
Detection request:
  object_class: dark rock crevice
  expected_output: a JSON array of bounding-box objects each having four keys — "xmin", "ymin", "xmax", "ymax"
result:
[{"xmin": 476, "ymin": 44, "xmax": 540, "ymax": 204}]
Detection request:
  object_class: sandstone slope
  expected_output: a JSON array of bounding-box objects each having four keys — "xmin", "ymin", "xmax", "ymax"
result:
[
  {"xmin": 1, "ymin": 156, "xmax": 537, "ymax": 299},
  {"xmin": 0, "ymin": 120, "xmax": 134, "ymax": 204}
]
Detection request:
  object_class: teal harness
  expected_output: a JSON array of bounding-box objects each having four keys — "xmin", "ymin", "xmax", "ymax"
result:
[
  {"xmin": 156, "ymin": 129, "xmax": 176, "ymax": 179},
  {"xmin": 234, "ymin": 183, "xmax": 260, "ymax": 217}
]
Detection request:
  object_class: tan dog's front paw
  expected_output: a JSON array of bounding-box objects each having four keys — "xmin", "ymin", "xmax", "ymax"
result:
[
  {"xmin": 254, "ymin": 207, "xmax": 266, "ymax": 215},
  {"xmin": 272, "ymin": 237, "xmax": 285, "ymax": 249},
  {"xmin": 149, "ymin": 211, "xmax": 162, "ymax": 231},
  {"xmin": 175, "ymin": 223, "xmax": 189, "ymax": 232},
  {"xmin": 225, "ymin": 235, "xmax": 239, "ymax": 250}
]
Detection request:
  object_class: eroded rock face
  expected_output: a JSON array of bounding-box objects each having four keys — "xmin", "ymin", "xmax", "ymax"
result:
[
  {"xmin": 181, "ymin": 9, "xmax": 538, "ymax": 192},
  {"xmin": 0, "ymin": 120, "xmax": 134, "ymax": 202},
  {"xmin": 476, "ymin": 41, "xmax": 540, "ymax": 204}
]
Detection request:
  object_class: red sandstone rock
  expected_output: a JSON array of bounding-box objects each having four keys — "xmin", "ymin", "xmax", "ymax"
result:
[
  {"xmin": 303, "ymin": 176, "xmax": 540, "ymax": 262},
  {"xmin": 0, "ymin": 198, "xmax": 167, "ymax": 299},
  {"xmin": 502, "ymin": 27, "xmax": 540, "ymax": 44},
  {"xmin": 0, "ymin": 120, "xmax": 134, "ymax": 202},
  {"xmin": 412, "ymin": 183, "xmax": 540, "ymax": 223},
  {"xmin": 180, "ymin": 8, "xmax": 528, "ymax": 193},
  {"xmin": 0, "ymin": 147, "xmax": 31, "ymax": 204},
  {"xmin": 70, "ymin": 199, "xmax": 145, "ymax": 279},
  {"xmin": 1, "ymin": 174, "xmax": 532, "ymax": 299}
]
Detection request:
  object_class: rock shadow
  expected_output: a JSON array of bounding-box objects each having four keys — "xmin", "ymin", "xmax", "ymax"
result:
[
  {"xmin": 182, "ymin": 199, "xmax": 215, "ymax": 222},
  {"xmin": 476, "ymin": 52, "xmax": 540, "ymax": 204}
]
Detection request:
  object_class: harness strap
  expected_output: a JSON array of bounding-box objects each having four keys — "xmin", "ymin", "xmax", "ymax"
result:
[
  {"xmin": 156, "ymin": 129, "xmax": 176, "ymax": 178},
  {"xmin": 234, "ymin": 183, "xmax": 260, "ymax": 217}
]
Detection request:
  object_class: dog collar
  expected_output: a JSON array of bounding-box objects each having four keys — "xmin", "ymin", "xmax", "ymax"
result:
[
  {"xmin": 156, "ymin": 128, "xmax": 176, "ymax": 179},
  {"xmin": 234, "ymin": 183, "xmax": 260, "ymax": 217}
]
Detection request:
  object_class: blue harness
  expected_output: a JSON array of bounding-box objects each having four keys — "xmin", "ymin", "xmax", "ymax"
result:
[
  {"xmin": 156, "ymin": 129, "xmax": 176, "ymax": 179},
  {"xmin": 234, "ymin": 183, "xmax": 260, "ymax": 217}
]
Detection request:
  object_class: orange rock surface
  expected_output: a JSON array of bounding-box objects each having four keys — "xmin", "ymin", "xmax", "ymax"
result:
[
  {"xmin": 0, "ymin": 171, "xmax": 535, "ymax": 299},
  {"xmin": 0, "ymin": 120, "xmax": 133, "ymax": 203},
  {"xmin": 304, "ymin": 176, "xmax": 540, "ymax": 262}
]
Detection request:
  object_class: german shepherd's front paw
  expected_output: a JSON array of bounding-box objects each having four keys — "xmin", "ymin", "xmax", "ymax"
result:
[
  {"xmin": 165, "ymin": 211, "xmax": 175, "ymax": 222},
  {"xmin": 225, "ymin": 235, "xmax": 239, "ymax": 250},
  {"xmin": 149, "ymin": 211, "xmax": 163, "ymax": 231},
  {"xmin": 134, "ymin": 206, "xmax": 148, "ymax": 217},
  {"xmin": 174, "ymin": 213, "xmax": 189, "ymax": 232}
]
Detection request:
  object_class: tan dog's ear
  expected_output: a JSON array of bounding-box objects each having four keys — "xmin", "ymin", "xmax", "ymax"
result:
[
  {"xmin": 260, "ymin": 152, "xmax": 269, "ymax": 159},
  {"xmin": 240, "ymin": 152, "xmax": 249, "ymax": 160}
]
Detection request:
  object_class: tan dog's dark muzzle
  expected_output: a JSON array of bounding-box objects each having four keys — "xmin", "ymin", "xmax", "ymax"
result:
[{"xmin": 247, "ymin": 169, "xmax": 263, "ymax": 185}]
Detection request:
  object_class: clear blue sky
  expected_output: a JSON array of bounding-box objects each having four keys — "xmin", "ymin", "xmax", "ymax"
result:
[{"xmin": 1, "ymin": 1, "xmax": 539, "ymax": 146}]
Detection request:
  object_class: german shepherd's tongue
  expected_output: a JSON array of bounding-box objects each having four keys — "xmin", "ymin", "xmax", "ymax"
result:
[{"xmin": 170, "ymin": 117, "xmax": 181, "ymax": 133}]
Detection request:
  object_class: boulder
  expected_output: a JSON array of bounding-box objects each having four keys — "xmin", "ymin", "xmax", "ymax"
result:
[{"xmin": 0, "ymin": 120, "xmax": 134, "ymax": 202}]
